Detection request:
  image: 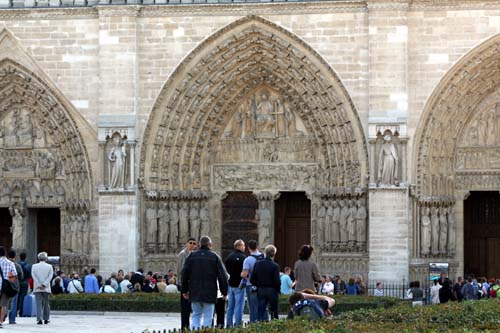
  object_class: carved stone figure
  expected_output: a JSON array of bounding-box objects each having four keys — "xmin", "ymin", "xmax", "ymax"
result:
[
  {"xmin": 169, "ymin": 201, "xmax": 179, "ymax": 246},
  {"xmin": 37, "ymin": 152, "xmax": 57, "ymax": 179},
  {"xmin": 420, "ymin": 206, "xmax": 431, "ymax": 256},
  {"xmin": 430, "ymin": 207, "xmax": 440, "ymax": 256},
  {"xmin": 145, "ymin": 204, "xmax": 158, "ymax": 244},
  {"xmin": 331, "ymin": 200, "xmax": 341, "ymax": 243},
  {"xmin": 447, "ymin": 206, "xmax": 456, "ymax": 256},
  {"xmin": 257, "ymin": 201, "xmax": 271, "ymax": 247},
  {"xmin": 178, "ymin": 201, "xmax": 190, "ymax": 244},
  {"xmin": 355, "ymin": 200, "xmax": 367, "ymax": 245},
  {"xmin": 199, "ymin": 201, "xmax": 210, "ymax": 237},
  {"xmin": 378, "ymin": 135, "xmax": 399, "ymax": 185},
  {"xmin": 70, "ymin": 214, "xmax": 79, "ymax": 252},
  {"xmin": 316, "ymin": 201, "xmax": 327, "ymax": 244},
  {"xmin": 339, "ymin": 200, "xmax": 349, "ymax": 244},
  {"xmin": 284, "ymin": 102, "xmax": 297, "ymax": 137},
  {"xmin": 325, "ymin": 201, "xmax": 334, "ymax": 245},
  {"xmin": 108, "ymin": 135, "xmax": 127, "ymax": 189},
  {"xmin": 189, "ymin": 201, "xmax": 201, "ymax": 241},
  {"xmin": 255, "ymin": 91, "xmax": 275, "ymax": 135},
  {"xmin": 9, "ymin": 207, "xmax": 25, "ymax": 251},
  {"xmin": 78, "ymin": 214, "xmax": 86, "ymax": 254},
  {"xmin": 16, "ymin": 111, "xmax": 33, "ymax": 148},
  {"xmin": 347, "ymin": 200, "xmax": 357, "ymax": 246},
  {"xmin": 158, "ymin": 202, "xmax": 170, "ymax": 247},
  {"xmin": 275, "ymin": 98, "xmax": 287, "ymax": 137},
  {"xmin": 439, "ymin": 206, "xmax": 448, "ymax": 255}
]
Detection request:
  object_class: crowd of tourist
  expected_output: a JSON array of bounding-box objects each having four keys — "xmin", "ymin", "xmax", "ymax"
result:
[{"xmin": 2, "ymin": 237, "xmax": 498, "ymax": 331}]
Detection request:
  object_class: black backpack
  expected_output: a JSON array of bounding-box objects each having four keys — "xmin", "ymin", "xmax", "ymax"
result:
[{"xmin": 292, "ymin": 299, "xmax": 324, "ymax": 321}]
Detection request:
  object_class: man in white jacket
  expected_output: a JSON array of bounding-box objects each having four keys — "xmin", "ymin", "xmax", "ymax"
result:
[
  {"xmin": 67, "ymin": 273, "xmax": 84, "ymax": 294},
  {"xmin": 31, "ymin": 252, "xmax": 53, "ymax": 325}
]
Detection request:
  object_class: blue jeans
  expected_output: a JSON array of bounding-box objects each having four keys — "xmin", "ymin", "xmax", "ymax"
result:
[
  {"xmin": 191, "ymin": 302, "xmax": 215, "ymax": 330},
  {"xmin": 246, "ymin": 286, "xmax": 268, "ymax": 323},
  {"xmin": 8, "ymin": 294, "xmax": 18, "ymax": 323},
  {"xmin": 226, "ymin": 287, "xmax": 245, "ymax": 327}
]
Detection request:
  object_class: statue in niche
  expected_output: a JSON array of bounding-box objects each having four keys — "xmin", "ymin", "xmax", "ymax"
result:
[
  {"xmin": 331, "ymin": 200, "xmax": 341, "ymax": 244},
  {"xmin": 339, "ymin": 199, "xmax": 349, "ymax": 244},
  {"xmin": 158, "ymin": 202, "xmax": 170, "ymax": 248},
  {"xmin": 355, "ymin": 200, "xmax": 367, "ymax": 247},
  {"xmin": 37, "ymin": 152, "xmax": 57, "ymax": 179},
  {"xmin": 178, "ymin": 201, "xmax": 190, "ymax": 245},
  {"xmin": 257, "ymin": 201, "xmax": 271, "ymax": 247},
  {"xmin": 189, "ymin": 201, "xmax": 201, "ymax": 242},
  {"xmin": 447, "ymin": 206, "xmax": 456, "ymax": 256},
  {"xmin": 199, "ymin": 201, "xmax": 210, "ymax": 237},
  {"xmin": 324, "ymin": 201, "xmax": 334, "ymax": 246},
  {"xmin": 439, "ymin": 206, "xmax": 448, "ymax": 255},
  {"xmin": 145, "ymin": 204, "xmax": 158, "ymax": 245},
  {"xmin": 377, "ymin": 134, "xmax": 399, "ymax": 185},
  {"xmin": 420, "ymin": 206, "xmax": 431, "ymax": 256},
  {"xmin": 347, "ymin": 200, "xmax": 357, "ymax": 248},
  {"xmin": 108, "ymin": 134, "xmax": 127, "ymax": 189},
  {"xmin": 316, "ymin": 202, "xmax": 326, "ymax": 244},
  {"xmin": 9, "ymin": 207, "xmax": 25, "ymax": 251},
  {"xmin": 169, "ymin": 201, "xmax": 179, "ymax": 247},
  {"xmin": 430, "ymin": 207, "xmax": 440, "ymax": 256},
  {"xmin": 255, "ymin": 91, "xmax": 275, "ymax": 135}
]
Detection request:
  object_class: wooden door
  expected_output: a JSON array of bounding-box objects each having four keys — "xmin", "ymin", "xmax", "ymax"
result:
[
  {"xmin": 0, "ymin": 208, "xmax": 12, "ymax": 250},
  {"xmin": 37, "ymin": 208, "xmax": 60, "ymax": 256},
  {"xmin": 221, "ymin": 192, "xmax": 258, "ymax": 260},
  {"xmin": 464, "ymin": 192, "xmax": 500, "ymax": 277},
  {"xmin": 275, "ymin": 192, "xmax": 311, "ymax": 270}
]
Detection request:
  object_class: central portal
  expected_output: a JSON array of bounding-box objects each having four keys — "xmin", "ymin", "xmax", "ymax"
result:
[
  {"xmin": 464, "ymin": 191, "xmax": 500, "ymax": 278},
  {"xmin": 275, "ymin": 192, "xmax": 311, "ymax": 270}
]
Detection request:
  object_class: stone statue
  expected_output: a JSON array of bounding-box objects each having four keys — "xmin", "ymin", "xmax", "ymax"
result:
[
  {"xmin": 377, "ymin": 135, "xmax": 399, "ymax": 185},
  {"xmin": 275, "ymin": 98, "xmax": 287, "ymax": 137},
  {"xmin": 420, "ymin": 206, "xmax": 431, "ymax": 256},
  {"xmin": 325, "ymin": 201, "xmax": 334, "ymax": 245},
  {"xmin": 447, "ymin": 206, "xmax": 456, "ymax": 256},
  {"xmin": 145, "ymin": 204, "xmax": 158, "ymax": 244},
  {"xmin": 9, "ymin": 207, "xmax": 25, "ymax": 251},
  {"xmin": 78, "ymin": 214, "xmax": 86, "ymax": 255},
  {"xmin": 81, "ymin": 211, "xmax": 89, "ymax": 254},
  {"xmin": 284, "ymin": 102, "xmax": 297, "ymax": 137},
  {"xmin": 178, "ymin": 201, "xmax": 190, "ymax": 244},
  {"xmin": 439, "ymin": 206, "xmax": 448, "ymax": 255},
  {"xmin": 157, "ymin": 202, "xmax": 170, "ymax": 247},
  {"xmin": 108, "ymin": 135, "xmax": 127, "ymax": 189},
  {"xmin": 355, "ymin": 200, "xmax": 367, "ymax": 245},
  {"xmin": 231, "ymin": 105, "xmax": 244, "ymax": 139},
  {"xmin": 70, "ymin": 214, "xmax": 79, "ymax": 252},
  {"xmin": 347, "ymin": 200, "xmax": 357, "ymax": 246},
  {"xmin": 316, "ymin": 201, "xmax": 327, "ymax": 243},
  {"xmin": 339, "ymin": 199, "xmax": 349, "ymax": 244},
  {"xmin": 331, "ymin": 200, "xmax": 341, "ymax": 243},
  {"xmin": 169, "ymin": 201, "xmax": 179, "ymax": 246},
  {"xmin": 199, "ymin": 201, "xmax": 210, "ymax": 237},
  {"xmin": 255, "ymin": 91, "xmax": 275, "ymax": 135},
  {"xmin": 37, "ymin": 152, "xmax": 57, "ymax": 179},
  {"xmin": 257, "ymin": 201, "xmax": 271, "ymax": 247},
  {"xmin": 430, "ymin": 206, "xmax": 440, "ymax": 256},
  {"xmin": 189, "ymin": 201, "xmax": 201, "ymax": 241}
]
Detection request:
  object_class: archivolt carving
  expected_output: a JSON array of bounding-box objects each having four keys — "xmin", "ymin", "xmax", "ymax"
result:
[
  {"xmin": 414, "ymin": 34, "xmax": 500, "ymax": 196},
  {"xmin": 140, "ymin": 16, "xmax": 368, "ymax": 192}
]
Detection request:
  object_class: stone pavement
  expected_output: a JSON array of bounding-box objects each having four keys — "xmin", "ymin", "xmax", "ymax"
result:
[{"xmin": 4, "ymin": 312, "xmax": 183, "ymax": 333}]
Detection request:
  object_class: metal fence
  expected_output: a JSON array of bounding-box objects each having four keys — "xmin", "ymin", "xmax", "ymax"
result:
[{"xmin": 366, "ymin": 279, "xmax": 432, "ymax": 304}]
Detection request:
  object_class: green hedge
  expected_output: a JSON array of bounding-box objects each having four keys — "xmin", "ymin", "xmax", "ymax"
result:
[
  {"xmin": 49, "ymin": 293, "xmax": 401, "ymax": 315},
  {"xmin": 179, "ymin": 299, "xmax": 500, "ymax": 333}
]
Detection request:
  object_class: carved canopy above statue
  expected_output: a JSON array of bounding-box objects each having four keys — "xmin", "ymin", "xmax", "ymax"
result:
[
  {"xmin": 414, "ymin": 34, "xmax": 500, "ymax": 198},
  {"xmin": 140, "ymin": 16, "xmax": 368, "ymax": 192}
]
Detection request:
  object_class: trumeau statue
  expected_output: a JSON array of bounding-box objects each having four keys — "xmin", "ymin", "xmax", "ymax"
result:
[
  {"xmin": 378, "ymin": 134, "xmax": 399, "ymax": 185},
  {"xmin": 108, "ymin": 135, "xmax": 127, "ymax": 189},
  {"xmin": 447, "ymin": 206, "xmax": 456, "ymax": 256},
  {"xmin": 439, "ymin": 207, "xmax": 448, "ymax": 255},
  {"xmin": 420, "ymin": 206, "xmax": 431, "ymax": 256},
  {"xmin": 430, "ymin": 207, "xmax": 440, "ymax": 256},
  {"xmin": 331, "ymin": 200, "xmax": 341, "ymax": 243},
  {"xmin": 257, "ymin": 202, "xmax": 271, "ymax": 247},
  {"xmin": 9, "ymin": 207, "xmax": 25, "ymax": 251}
]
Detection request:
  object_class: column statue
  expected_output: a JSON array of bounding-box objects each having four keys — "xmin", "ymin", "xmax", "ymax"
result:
[
  {"xmin": 339, "ymin": 199, "xmax": 349, "ymax": 245},
  {"xmin": 420, "ymin": 206, "xmax": 431, "ymax": 256},
  {"xmin": 439, "ymin": 206, "xmax": 448, "ymax": 255},
  {"xmin": 178, "ymin": 201, "xmax": 190, "ymax": 244},
  {"xmin": 199, "ymin": 201, "xmax": 210, "ymax": 237},
  {"xmin": 189, "ymin": 201, "xmax": 201, "ymax": 242},
  {"xmin": 145, "ymin": 204, "xmax": 158, "ymax": 245},
  {"xmin": 377, "ymin": 135, "xmax": 399, "ymax": 185},
  {"xmin": 316, "ymin": 201, "xmax": 327, "ymax": 244},
  {"xmin": 157, "ymin": 202, "xmax": 170, "ymax": 250},
  {"xmin": 355, "ymin": 200, "xmax": 367, "ymax": 248},
  {"xmin": 169, "ymin": 201, "xmax": 179, "ymax": 248},
  {"xmin": 331, "ymin": 200, "xmax": 341, "ymax": 244},
  {"xmin": 430, "ymin": 206, "xmax": 440, "ymax": 256},
  {"xmin": 347, "ymin": 200, "xmax": 357, "ymax": 249},
  {"xmin": 447, "ymin": 206, "xmax": 456, "ymax": 257}
]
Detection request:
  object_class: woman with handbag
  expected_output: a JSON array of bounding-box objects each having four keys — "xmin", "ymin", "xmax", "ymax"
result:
[{"xmin": 0, "ymin": 246, "xmax": 19, "ymax": 329}]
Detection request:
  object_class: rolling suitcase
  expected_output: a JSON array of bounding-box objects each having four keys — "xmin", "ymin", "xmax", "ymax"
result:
[{"xmin": 21, "ymin": 294, "xmax": 37, "ymax": 317}]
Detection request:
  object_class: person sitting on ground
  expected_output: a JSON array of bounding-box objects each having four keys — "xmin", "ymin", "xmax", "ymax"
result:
[
  {"xmin": 165, "ymin": 278, "xmax": 180, "ymax": 293},
  {"xmin": 134, "ymin": 282, "xmax": 142, "ymax": 292},
  {"xmin": 100, "ymin": 279, "xmax": 116, "ymax": 294},
  {"xmin": 141, "ymin": 277, "xmax": 154, "ymax": 293},
  {"xmin": 333, "ymin": 275, "xmax": 346, "ymax": 295},
  {"xmin": 120, "ymin": 274, "xmax": 132, "ymax": 293},
  {"xmin": 287, "ymin": 291, "xmax": 335, "ymax": 320},
  {"xmin": 374, "ymin": 282, "xmax": 384, "ymax": 297},
  {"xmin": 51, "ymin": 277, "xmax": 64, "ymax": 295},
  {"xmin": 346, "ymin": 278, "xmax": 359, "ymax": 295},
  {"xmin": 156, "ymin": 276, "xmax": 167, "ymax": 293}
]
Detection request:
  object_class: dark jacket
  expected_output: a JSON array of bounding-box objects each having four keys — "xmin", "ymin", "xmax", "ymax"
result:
[
  {"xmin": 181, "ymin": 246, "xmax": 228, "ymax": 304},
  {"xmin": 225, "ymin": 250, "xmax": 246, "ymax": 288},
  {"xmin": 250, "ymin": 258, "xmax": 280, "ymax": 293},
  {"xmin": 130, "ymin": 272, "xmax": 145, "ymax": 286}
]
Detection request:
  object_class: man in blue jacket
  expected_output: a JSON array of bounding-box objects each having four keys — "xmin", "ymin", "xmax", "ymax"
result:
[{"xmin": 181, "ymin": 236, "xmax": 228, "ymax": 330}]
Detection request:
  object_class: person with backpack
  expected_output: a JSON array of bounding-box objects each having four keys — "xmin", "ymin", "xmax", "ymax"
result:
[
  {"xmin": 287, "ymin": 291, "xmax": 335, "ymax": 320},
  {"xmin": 240, "ymin": 239, "xmax": 265, "ymax": 323},
  {"xmin": 490, "ymin": 279, "xmax": 500, "ymax": 298},
  {"xmin": 461, "ymin": 275, "xmax": 479, "ymax": 300},
  {"xmin": 17, "ymin": 252, "xmax": 30, "ymax": 319},
  {"xmin": 0, "ymin": 246, "xmax": 18, "ymax": 329}
]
